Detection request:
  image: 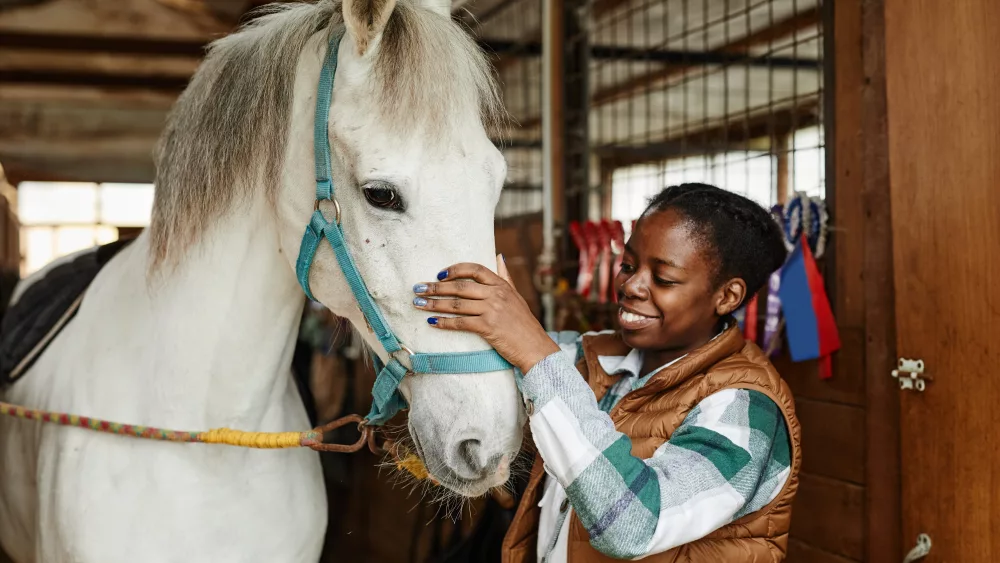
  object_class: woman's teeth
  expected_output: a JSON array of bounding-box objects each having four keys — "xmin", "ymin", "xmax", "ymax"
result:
[{"xmin": 620, "ymin": 310, "xmax": 652, "ymax": 324}]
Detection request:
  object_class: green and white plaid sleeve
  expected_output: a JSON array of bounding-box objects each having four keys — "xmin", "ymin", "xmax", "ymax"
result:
[{"xmin": 522, "ymin": 349, "xmax": 791, "ymax": 559}]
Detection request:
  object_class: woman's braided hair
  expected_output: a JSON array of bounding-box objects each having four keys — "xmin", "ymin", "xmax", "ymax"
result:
[{"xmin": 643, "ymin": 183, "xmax": 787, "ymax": 303}]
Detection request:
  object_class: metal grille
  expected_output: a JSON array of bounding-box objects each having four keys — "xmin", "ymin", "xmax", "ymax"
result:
[
  {"xmin": 588, "ymin": 0, "xmax": 826, "ymax": 234},
  {"xmin": 464, "ymin": 0, "xmax": 825, "ymax": 223},
  {"xmin": 459, "ymin": 0, "xmax": 546, "ymax": 220}
]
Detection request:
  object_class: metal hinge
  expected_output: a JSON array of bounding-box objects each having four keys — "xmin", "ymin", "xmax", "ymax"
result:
[
  {"xmin": 892, "ymin": 358, "xmax": 933, "ymax": 392},
  {"xmin": 903, "ymin": 533, "xmax": 932, "ymax": 562}
]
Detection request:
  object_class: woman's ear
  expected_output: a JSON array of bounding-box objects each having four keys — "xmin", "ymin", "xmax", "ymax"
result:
[
  {"xmin": 715, "ymin": 278, "xmax": 747, "ymax": 317},
  {"xmin": 343, "ymin": 0, "xmax": 398, "ymax": 56}
]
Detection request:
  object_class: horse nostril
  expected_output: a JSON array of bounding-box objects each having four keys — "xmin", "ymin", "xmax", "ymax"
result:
[{"xmin": 452, "ymin": 438, "xmax": 489, "ymax": 480}]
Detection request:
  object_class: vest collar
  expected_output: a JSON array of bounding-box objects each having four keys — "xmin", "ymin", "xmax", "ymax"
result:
[{"xmin": 582, "ymin": 324, "xmax": 746, "ymax": 403}]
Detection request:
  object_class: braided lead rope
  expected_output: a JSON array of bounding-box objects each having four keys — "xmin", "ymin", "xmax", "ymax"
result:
[
  {"xmin": 0, "ymin": 401, "xmax": 435, "ymax": 479},
  {"xmin": 0, "ymin": 401, "xmax": 369, "ymax": 453}
]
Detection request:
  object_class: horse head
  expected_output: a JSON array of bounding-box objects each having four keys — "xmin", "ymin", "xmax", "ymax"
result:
[{"xmin": 276, "ymin": 0, "xmax": 524, "ymax": 497}]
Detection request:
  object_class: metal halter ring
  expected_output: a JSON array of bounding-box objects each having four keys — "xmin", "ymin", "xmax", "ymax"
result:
[
  {"xmin": 393, "ymin": 344, "xmax": 416, "ymax": 376},
  {"xmin": 314, "ymin": 197, "xmax": 342, "ymax": 225}
]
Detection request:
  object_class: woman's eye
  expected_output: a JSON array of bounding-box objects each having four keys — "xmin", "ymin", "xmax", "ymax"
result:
[
  {"xmin": 654, "ymin": 278, "xmax": 677, "ymax": 286},
  {"xmin": 363, "ymin": 185, "xmax": 404, "ymax": 211},
  {"xmin": 619, "ymin": 263, "xmax": 635, "ymax": 273}
]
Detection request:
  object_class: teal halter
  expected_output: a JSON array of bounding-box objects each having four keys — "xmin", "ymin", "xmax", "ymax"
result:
[{"xmin": 295, "ymin": 30, "xmax": 513, "ymax": 426}]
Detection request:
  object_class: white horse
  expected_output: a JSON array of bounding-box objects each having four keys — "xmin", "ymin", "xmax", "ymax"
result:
[{"xmin": 0, "ymin": 0, "xmax": 524, "ymax": 560}]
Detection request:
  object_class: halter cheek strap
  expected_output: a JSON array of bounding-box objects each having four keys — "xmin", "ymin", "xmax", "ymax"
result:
[{"xmin": 295, "ymin": 29, "xmax": 513, "ymax": 426}]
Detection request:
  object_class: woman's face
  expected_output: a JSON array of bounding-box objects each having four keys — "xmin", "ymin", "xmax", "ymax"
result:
[{"xmin": 615, "ymin": 208, "xmax": 738, "ymax": 353}]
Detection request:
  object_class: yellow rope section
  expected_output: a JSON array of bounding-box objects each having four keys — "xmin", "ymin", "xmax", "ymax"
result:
[{"xmin": 200, "ymin": 428, "xmax": 305, "ymax": 449}]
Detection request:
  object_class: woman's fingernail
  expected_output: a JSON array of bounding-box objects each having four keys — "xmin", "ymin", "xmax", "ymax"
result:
[
  {"xmin": 413, "ymin": 297, "xmax": 428, "ymax": 307},
  {"xmin": 437, "ymin": 270, "xmax": 448, "ymax": 281},
  {"xmin": 427, "ymin": 317, "xmax": 438, "ymax": 325},
  {"xmin": 413, "ymin": 284, "xmax": 428, "ymax": 294}
]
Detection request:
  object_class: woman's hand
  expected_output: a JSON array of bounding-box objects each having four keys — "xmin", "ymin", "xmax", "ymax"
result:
[{"xmin": 412, "ymin": 255, "xmax": 560, "ymax": 374}]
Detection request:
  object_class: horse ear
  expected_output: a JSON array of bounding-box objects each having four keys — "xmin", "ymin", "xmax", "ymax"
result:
[
  {"xmin": 342, "ymin": 0, "xmax": 398, "ymax": 56},
  {"xmin": 415, "ymin": 0, "xmax": 451, "ymax": 18}
]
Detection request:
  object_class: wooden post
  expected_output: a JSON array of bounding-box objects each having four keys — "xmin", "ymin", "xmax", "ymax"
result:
[
  {"xmin": 775, "ymin": 134, "xmax": 790, "ymax": 205},
  {"xmin": 860, "ymin": 0, "xmax": 902, "ymax": 560},
  {"xmin": 540, "ymin": 0, "xmax": 565, "ymax": 330}
]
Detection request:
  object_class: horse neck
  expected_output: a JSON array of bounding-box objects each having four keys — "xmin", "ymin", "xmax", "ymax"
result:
[{"xmin": 130, "ymin": 199, "xmax": 306, "ymax": 428}]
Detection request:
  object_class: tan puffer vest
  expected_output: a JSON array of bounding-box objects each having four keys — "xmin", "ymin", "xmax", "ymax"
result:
[{"xmin": 502, "ymin": 325, "xmax": 802, "ymax": 563}]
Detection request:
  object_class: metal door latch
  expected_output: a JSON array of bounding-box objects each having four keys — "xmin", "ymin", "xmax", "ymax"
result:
[
  {"xmin": 892, "ymin": 358, "xmax": 932, "ymax": 391},
  {"xmin": 902, "ymin": 533, "xmax": 932, "ymax": 562}
]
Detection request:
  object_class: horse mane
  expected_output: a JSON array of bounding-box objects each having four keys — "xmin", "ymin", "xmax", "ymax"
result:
[{"xmin": 150, "ymin": 0, "xmax": 504, "ymax": 269}]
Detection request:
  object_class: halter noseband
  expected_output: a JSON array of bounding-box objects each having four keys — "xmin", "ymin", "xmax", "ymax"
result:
[{"xmin": 294, "ymin": 30, "xmax": 513, "ymax": 426}]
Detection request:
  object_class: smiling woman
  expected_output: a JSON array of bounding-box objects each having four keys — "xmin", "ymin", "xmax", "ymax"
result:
[{"xmin": 415, "ymin": 183, "xmax": 802, "ymax": 563}]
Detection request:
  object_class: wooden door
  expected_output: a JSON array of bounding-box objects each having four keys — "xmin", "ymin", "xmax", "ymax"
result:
[{"xmin": 884, "ymin": 0, "xmax": 1000, "ymax": 560}]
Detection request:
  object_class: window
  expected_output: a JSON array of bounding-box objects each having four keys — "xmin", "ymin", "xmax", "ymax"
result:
[
  {"xmin": 611, "ymin": 127, "xmax": 826, "ymax": 238},
  {"xmin": 17, "ymin": 182, "xmax": 154, "ymax": 276}
]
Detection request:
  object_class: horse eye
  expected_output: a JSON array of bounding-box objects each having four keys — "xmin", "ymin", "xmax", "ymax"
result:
[{"xmin": 363, "ymin": 185, "xmax": 403, "ymax": 211}]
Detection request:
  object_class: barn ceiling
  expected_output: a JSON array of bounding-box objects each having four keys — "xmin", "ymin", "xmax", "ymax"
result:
[{"xmin": 0, "ymin": 0, "xmax": 823, "ymax": 186}]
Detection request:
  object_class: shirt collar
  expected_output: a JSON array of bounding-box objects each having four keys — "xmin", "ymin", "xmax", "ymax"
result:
[
  {"xmin": 596, "ymin": 321, "xmax": 730, "ymax": 379},
  {"xmin": 597, "ymin": 347, "xmax": 644, "ymax": 377}
]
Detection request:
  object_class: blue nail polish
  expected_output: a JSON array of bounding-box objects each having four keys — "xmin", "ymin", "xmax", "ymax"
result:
[
  {"xmin": 427, "ymin": 317, "xmax": 438, "ymax": 325},
  {"xmin": 413, "ymin": 284, "xmax": 428, "ymax": 294},
  {"xmin": 413, "ymin": 297, "xmax": 428, "ymax": 307},
  {"xmin": 437, "ymin": 270, "xmax": 448, "ymax": 281}
]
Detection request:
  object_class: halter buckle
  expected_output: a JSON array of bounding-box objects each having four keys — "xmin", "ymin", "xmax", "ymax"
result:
[{"xmin": 314, "ymin": 196, "xmax": 342, "ymax": 225}]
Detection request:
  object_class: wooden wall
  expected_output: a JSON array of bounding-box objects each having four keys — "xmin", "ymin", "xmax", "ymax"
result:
[
  {"xmin": 494, "ymin": 214, "xmax": 544, "ymax": 319},
  {"xmin": 782, "ymin": 0, "xmax": 898, "ymax": 561}
]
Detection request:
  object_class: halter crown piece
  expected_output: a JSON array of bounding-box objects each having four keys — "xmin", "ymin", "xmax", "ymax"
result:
[{"xmin": 295, "ymin": 30, "xmax": 513, "ymax": 426}]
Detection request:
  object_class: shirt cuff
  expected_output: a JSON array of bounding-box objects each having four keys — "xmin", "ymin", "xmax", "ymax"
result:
[{"xmin": 520, "ymin": 348, "xmax": 593, "ymax": 415}]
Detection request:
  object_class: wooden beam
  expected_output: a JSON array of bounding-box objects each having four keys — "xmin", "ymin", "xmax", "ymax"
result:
[
  {"xmin": 0, "ymin": 48, "xmax": 200, "ymax": 77},
  {"xmin": 591, "ymin": 7, "xmax": 820, "ymax": 108},
  {"xmin": 501, "ymin": 182, "xmax": 543, "ymax": 192},
  {"xmin": 0, "ymin": 137, "xmax": 158, "ymax": 183},
  {"xmin": 0, "ymin": 69, "xmax": 191, "ymax": 91},
  {"xmin": 725, "ymin": 7, "xmax": 820, "ymax": 54},
  {"xmin": 483, "ymin": 39, "xmax": 819, "ymax": 66},
  {"xmin": 0, "ymin": 0, "xmax": 228, "ymax": 42},
  {"xmin": 0, "ymin": 88, "xmax": 173, "ymax": 139},
  {"xmin": 0, "ymin": 31, "xmax": 207, "ymax": 56},
  {"xmin": 456, "ymin": 0, "xmax": 525, "ymax": 34},
  {"xmin": 597, "ymin": 101, "xmax": 820, "ymax": 168},
  {"xmin": 591, "ymin": 0, "xmax": 629, "ymax": 21}
]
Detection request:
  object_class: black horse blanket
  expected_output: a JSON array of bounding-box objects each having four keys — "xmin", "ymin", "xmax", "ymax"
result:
[{"xmin": 0, "ymin": 238, "xmax": 133, "ymax": 387}]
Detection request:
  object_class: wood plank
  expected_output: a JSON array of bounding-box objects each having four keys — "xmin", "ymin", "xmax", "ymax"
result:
[
  {"xmin": 884, "ymin": 0, "xmax": 1000, "ymax": 560},
  {"xmin": 796, "ymin": 398, "xmax": 865, "ymax": 484},
  {"xmin": 601, "ymin": 102, "xmax": 820, "ymax": 168},
  {"xmin": 0, "ymin": 138, "xmax": 158, "ymax": 184},
  {"xmin": 790, "ymin": 474, "xmax": 864, "ymax": 560},
  {"xmin": 0, "ymin": 49, "xmax": 199, "ymax": 78},
  {"xmin": 0, "ymin": 69, "xmax": 191, "ymax": 91},
  {"xmin": 858, "ymin": 0, "xmax": 901, "ymax": 560},
  {"xmin": 776, "ymin": 327, "xmax": 865, "ymax": 406},
  {"xmin": 495, "ymin": 216, "xmax": 543, "ymax": 318},
  {"xmin": 787, "ymin": 538, "xmax": 859, "ymax": 563},
  {"xmin": 832, "ymin": 0, "xmax": 865, "ymax": 329},
  {"xmin": 0, "ymin": 0, "xmax": 229, "ymax": 42}
]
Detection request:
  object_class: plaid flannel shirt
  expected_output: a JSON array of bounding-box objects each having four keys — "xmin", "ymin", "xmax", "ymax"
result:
[{"xmin": 522, "ymin": 331, "xmax": 791, "ymax": 562}]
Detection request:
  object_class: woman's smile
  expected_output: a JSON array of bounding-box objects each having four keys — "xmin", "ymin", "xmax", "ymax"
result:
[{"xmin": 618, "ymin": 305, "xmax": 660, "ymax": 330}]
